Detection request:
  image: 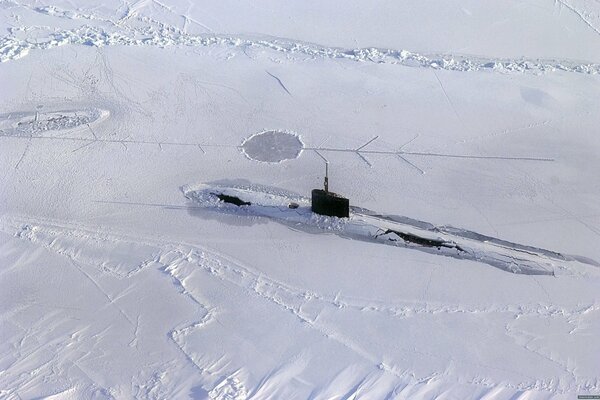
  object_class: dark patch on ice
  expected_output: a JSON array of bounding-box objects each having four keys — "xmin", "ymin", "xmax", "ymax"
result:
[
  {"xmin": 438, "ymin": 225, "xmax": 569, "ymax": 261},
  {"xmin": 241, "ymin": 130, "xmax": 303, "ymax": 163},
  {"xmin": 377, "ymin": 228, "xmax": 464, "ymax": 251},
  {"xmin": 353, "ymin": 207, "xmax": 581, "ymax": 264},
  {"xmin": 520, "ymin": 87, "xmax": 554, "ymax": 107},
  {"xmin": 212, "ymin": 192, "xmax": 251, "ymax": 206},
  {"xmin": 183, "ymin": 182, "xmax": 305, "ymax": 228}
]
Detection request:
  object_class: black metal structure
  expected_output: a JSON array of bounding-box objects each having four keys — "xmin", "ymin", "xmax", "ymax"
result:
[
  {"xmin": 311, "ymin": 162, "xmax": 349, "ymax": 218},
  {"xmin": 311, "ymin": 189, "xmax": 349, "ymax": 218}
]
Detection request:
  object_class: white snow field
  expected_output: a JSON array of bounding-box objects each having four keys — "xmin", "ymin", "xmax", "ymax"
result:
[{"xmin": 1, "ymin": 0, "xmax": 600, "ymax": 399}]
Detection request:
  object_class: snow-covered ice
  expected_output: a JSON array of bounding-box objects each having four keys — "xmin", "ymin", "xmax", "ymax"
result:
[
  {"xmin": 241, "ymin": 131, "xmax": 303, "ymax": 163},
  {"xmin": 1, "ymin": 1, "xmax": 600, "ymax": 399}
]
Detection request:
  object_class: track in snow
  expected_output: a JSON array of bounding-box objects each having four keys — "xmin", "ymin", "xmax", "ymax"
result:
[
  {"xmin": 3, "ymin": 214, "xmax": 599, "ymax": 398},
  {"xmin": 1, "ymin": 7, "xmax": 599, "ymax": 75}
]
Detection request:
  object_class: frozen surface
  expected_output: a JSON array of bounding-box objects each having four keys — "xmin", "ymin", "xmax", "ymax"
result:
[
  {"xmin": 0, "ymin": 108, "xmax": 108, "ymax": 136},
  {"xmin": 241, "ymin": 131, "xmax": 303, "ymax": 163},
  {"xmin": 1, "ymin": 0, "xmax": 600, "ymax": 399}
]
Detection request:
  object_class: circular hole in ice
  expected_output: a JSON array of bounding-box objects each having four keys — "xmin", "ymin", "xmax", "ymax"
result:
[{"xmin": 241, "ymin": 130, "xmax": 304, "ymax": 163}]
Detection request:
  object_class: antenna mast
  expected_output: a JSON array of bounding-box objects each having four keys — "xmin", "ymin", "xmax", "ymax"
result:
[
  {"xmin": 324, "ymin": 162, "xmax": 329, "ymax": 192},
  {"xmin": 311, "ymin": 157, "xmax": 349, "ymax": 218}
]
